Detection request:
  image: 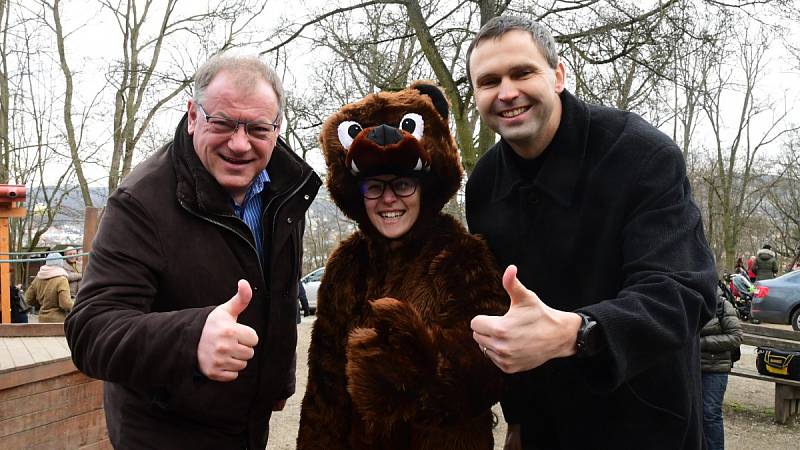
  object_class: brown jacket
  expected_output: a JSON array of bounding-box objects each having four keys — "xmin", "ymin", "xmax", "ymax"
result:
[
  {"xmin": 64, "ymin": 261, "xmax": 82, "ymax": 297},
  {"xmin": 65, "ymin": 114, "xmax": 321, "ymax": 450},
  {"xmin": 26, "ymin": 271, "xmax": 72, "ymax": 322},
  {"xmin": 298, "ymin": 215, "xmax": 508, "ymax": 450}
]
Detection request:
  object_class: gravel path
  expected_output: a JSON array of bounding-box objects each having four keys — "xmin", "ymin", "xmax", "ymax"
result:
[{"xmin": 267, "ymin": 317, "xmax": 799, "ymax": 449}]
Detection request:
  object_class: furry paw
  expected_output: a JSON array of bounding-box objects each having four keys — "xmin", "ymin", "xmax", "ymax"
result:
[{"xmin": 345, "ymin": 298, "xmax": 436, "ymax": 422}]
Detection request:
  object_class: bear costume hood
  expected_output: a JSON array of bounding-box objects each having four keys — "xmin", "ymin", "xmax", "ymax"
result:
[{"xmin": 321, "ymin": 82, "xmax": 463, "ymax": 235}]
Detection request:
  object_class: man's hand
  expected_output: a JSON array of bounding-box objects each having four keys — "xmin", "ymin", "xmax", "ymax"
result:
[
  {"xmin": 197, "ymin": 279, "xmax": 259, "ymax": 382},
  {"xmin": 470, "ymin": 265, "xmax": 582, "ymax": 373}
]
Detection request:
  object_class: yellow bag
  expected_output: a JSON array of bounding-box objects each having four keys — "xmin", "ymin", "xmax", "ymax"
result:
[{"xmin": 756, "ymin": 347, "xmax": 800, "ymax": 379}]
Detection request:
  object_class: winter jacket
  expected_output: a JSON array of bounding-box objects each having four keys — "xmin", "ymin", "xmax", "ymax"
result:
[
  {"xmin": 298, "ymin": 214, "xmax": 508, "ymax": 450},
  {"xmin": 64, "ymin": 114, "xmax": 321, "ymax": 450},
  {"xmin": 700, "ymin": 298, "xmax": 743, "ymax": 373},
  {"xmin": 754, "ymin": 248, "xmax": 778, "ymax": 280},
  {"xmin": 64, "ymin": 261, "xmax": 82, "ymax": 297},
  {"xmin": 466, "ymin": 90, "xmax": 717, "ymax": 449},
  {"xmin": 26, "ymin": 266, "xmax": 72, "ymax": 323}
]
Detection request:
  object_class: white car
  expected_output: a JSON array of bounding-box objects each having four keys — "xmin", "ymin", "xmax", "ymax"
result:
[{"xmin": 301, "ymin": 267, "xmax": 325, "ymax": 313}]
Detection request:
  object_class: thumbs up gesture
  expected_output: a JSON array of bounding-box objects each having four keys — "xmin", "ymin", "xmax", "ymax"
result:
[
  {"xmin": 470, "ymin": 265, "xmax": 582, "ymax": 373},
  {"xmin": 197, "ymin": 279, "xmax": 259, "ymax": 382}
]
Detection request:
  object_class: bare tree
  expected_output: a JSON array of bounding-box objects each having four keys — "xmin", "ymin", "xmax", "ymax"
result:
[
  {"xmin": 0, "ymin": 5, "xmax": 79, "ymax": 285},
  {"xmin": 100, "ymin": 0, "xmax": 270, "ymax": 193},
  {"xmin": 265, "ymin": 0, "xmax": 728, "ymax": 176},
  {"xmin": 700, "ymin": 27, "xmax": 799, "ymax": 267},
  {"xmin": 560, "ymin": 1, "xmax": 677, "ymax": 122},
  {"xmin": 763, "ymin": 133, "xmax": 800, "ymax": 268},
  {"xmin": 42, "ymin": 0, "xmax": 103, "ymax": 206},
  {"xmin": 266, "ymin": 0, "xmax": 722, "ymax": 269},
  {"xmin": 1, "ymin": 0, "xmax": 13, "ymax": 183},
  {"xmin": 664, "ymin": 3, "xmax": 732, "ymax": 162}
]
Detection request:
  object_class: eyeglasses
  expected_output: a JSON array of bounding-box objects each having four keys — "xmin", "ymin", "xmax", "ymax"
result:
[
  {"xmin": 196, "ymin": 103, "xmax": 280, "ymax": 141},
  {"xmin": 359, "ymin": 177, "xmax": 419, "ymax": 199}
]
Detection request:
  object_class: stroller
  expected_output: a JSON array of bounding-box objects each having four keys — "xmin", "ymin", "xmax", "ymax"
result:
[{"xmin": 723, "ymin": 272, "xmax": 755, "ymax": 321}]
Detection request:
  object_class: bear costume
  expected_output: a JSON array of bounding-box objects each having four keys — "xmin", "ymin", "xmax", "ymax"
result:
[{"xmin": 296, "ymin": 82, "xmax": 509, "ymax": 450}]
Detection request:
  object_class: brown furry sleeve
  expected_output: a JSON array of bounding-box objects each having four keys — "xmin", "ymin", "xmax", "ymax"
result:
[
  {"xmin": 415, "ymin": 232, "xmax": 509, "ymax": 424},
  {"xmin": 297, "ymin": 236, "xmax": 366, "ymax": 450}
]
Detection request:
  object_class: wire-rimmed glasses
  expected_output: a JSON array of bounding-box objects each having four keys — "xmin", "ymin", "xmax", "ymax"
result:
[{"xmin": 196, "ymin": 103, "xmax": 280, "ymax": 141}]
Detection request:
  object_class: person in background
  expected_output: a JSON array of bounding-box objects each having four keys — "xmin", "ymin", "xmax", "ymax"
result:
[
  {"xmin": 700, "ymin": 292, "xmax": 743, "ymax": 450},
  {"xmin": 64, "ymin": 52, "xmax": 321, "ymax": 449},
  {"xmin": 747, "ymin": 255, "xmax": 757, "ymax": 282},
  {"xmin": 753, "ymin": 244, "xmax": 778, "ymax": 281},
  {"xmin": 298, "ymin": 281, "xmax": 310, "ymax": 319},
  {"xmin": 464, "ymin": 15, "xmax": 716, "ymax": 449},
  {"xmin": 25, "ymin": 253, "xmax": 73, "ymax": 323},
  {"xmin": 9, "ymin": 265, "xmax": 29, "ymax": 323},
  {"xmin": 10, "ymin": 284, "xmax": 29, "ymax": 323},
  {"xmin": 62, "ymin": 247, "xmax": 82, "ymax": 298},
  {"xmin": 733, "ymin": 256, "xmax": 746, "ymax": 276}
]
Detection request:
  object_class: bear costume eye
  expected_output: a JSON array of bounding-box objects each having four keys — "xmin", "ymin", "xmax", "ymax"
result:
[
  {"xmin": 399, "ymin": 113, "xmax": 424, "ymax": 141},
  {"xmin": 337, "ymin": 121, "xmax": 363, "ymax": 150}
]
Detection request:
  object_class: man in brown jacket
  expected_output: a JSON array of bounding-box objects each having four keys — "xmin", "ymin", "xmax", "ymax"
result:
[
  {"xmin": 62, "ymin": 247, "xmax": 82, "ymax": 298},
  {"xmin": 26, "ymin": 253, "xmax": 73, "ymax": 322},
  {"xmin": 65, "ymin": 53, "xmax": 320, "ymax": 449}
]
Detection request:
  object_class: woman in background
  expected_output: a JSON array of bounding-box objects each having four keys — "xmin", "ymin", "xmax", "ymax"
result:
[{"xmin": 26, "ymin": 253, "xmax": 73, "ymax": 322}]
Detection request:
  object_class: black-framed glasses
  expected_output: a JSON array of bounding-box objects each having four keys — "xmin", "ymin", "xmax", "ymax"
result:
[
  {"xmin": 359, "ymin": 176, "xmax": 419, "ymax": 199},
  {"xmin": 196, "ymin": 103, "xmax": 280, "ymax": 141}
]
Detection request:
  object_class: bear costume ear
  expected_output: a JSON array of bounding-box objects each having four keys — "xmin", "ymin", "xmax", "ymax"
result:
[{"xmin": 412, "ymin": 83, "xmax": 449, "ymax": 122}]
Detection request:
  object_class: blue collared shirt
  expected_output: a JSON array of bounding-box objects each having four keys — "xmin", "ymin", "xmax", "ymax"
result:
[{"xmin": 231, "ymin": 170, "xmax": 271, "ymax": 258}]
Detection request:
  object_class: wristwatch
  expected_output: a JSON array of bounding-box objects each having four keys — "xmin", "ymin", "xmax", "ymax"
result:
[{"xmin": 575, "ymin": 312, "xmax": 601, "ymax": 358}]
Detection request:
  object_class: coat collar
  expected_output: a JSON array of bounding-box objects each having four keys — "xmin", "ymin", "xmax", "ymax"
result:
[{"xmin": 490, "ymin": 90, "xmax": 589, "ymax": 208}]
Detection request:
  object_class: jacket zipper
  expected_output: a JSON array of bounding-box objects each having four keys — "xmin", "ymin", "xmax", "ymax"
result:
[
  {"xmin": 263, "ymin": 169, "xmax": 315, "ymax": 243},
  {"xmin": 178, "ymin": 200, "xmax": 266, "ymax": 279},
  {"xmin": 178, "ymin": 169, "xmax": 315, "ymax": 283}
]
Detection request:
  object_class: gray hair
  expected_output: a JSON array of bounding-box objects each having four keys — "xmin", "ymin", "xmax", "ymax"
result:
[
  {"xmin": 193, "ymin": 53, "xmax": 285, "ymax": 120},
  {"xmin": 466, "ymin": 16, "xmax": 560, "ymax": 84}
]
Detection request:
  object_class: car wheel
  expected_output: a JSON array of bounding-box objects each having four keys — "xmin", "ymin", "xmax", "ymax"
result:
[{"xmin": 792, "ymin": 308, "xmax": 800, "ymax": 332}]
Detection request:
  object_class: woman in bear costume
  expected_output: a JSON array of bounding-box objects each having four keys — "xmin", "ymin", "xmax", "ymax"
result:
[{"xmin": 297, "ymin": 82, "xmax": 508, "ymax": 449}]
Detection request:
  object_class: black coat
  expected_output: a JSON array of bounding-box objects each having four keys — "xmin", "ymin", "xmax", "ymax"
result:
[
  {"xmin": 466, "ymin": 90, "xmax": 716, "ymax": 449},
  {"xmin": 65, "ymin": 114, "xmax": 321, "ymax": 450}
]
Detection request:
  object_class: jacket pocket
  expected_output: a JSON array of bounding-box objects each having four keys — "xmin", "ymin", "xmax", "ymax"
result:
[{"xmin": 160, "ymin": 369, "xmax": 258, "ymax": 432}]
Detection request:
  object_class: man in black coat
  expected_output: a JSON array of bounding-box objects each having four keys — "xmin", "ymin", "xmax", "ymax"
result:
[
  {"xmin": 466, "ymin": 16, "xmax": 717, "ymax": 449},
  {"xmin": 298, "ymin": 281, "xmax": 310, "ymax": 320}
]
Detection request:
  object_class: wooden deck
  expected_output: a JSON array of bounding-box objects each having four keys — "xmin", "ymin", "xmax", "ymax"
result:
[
  {"xmin": 0, "ymin": 323, "xmax": 110, "ymax": 449},
  {"xmin": 1, "ymin": 329, "xmax": 69, "ymax": 375}
]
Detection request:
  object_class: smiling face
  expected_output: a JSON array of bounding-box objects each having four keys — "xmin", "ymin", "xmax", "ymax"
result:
[
  {"xmin": 363, "ymin": 174, "xmax": 421, "ymax": 240},
  {"xmin": 469, "ymin": 30, "xmax": 565, "ymax": 159},
  {"xmin": 187, "ymin": 70, "xmax": 280, "ymax": 204}
]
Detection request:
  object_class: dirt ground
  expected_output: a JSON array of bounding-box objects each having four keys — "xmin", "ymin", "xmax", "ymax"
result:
[{"xmin": 266, "ymin": 317, "xmax": 800, "ymax": 450}]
